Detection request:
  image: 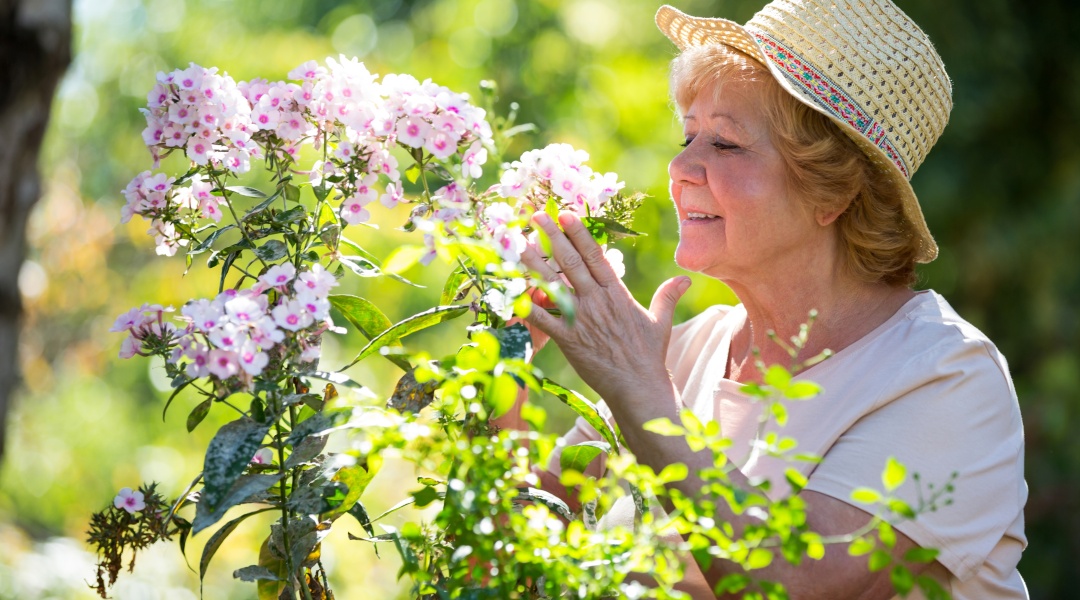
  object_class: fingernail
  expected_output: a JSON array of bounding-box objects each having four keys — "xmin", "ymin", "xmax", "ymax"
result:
[
  {"xmin": 678, "ymin": 277, "xmax": 692, "ymax": 293},
  {"xmin": 533, "ymin": 212, "xmax": 552, "ymax": 227},
  {"xmin": 558, "ymin": 212, "xmax": 577, "ymax": 227}
]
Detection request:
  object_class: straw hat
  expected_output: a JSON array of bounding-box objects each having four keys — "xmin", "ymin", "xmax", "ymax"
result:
[{"xmin": 656, "ymin": 0, "xmax": 951, "ymax": 263}]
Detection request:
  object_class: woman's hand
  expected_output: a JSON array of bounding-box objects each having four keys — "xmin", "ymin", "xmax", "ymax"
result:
[{"xmin": 520, "ymin": 211, "xmax": 692, "ymax": 408}]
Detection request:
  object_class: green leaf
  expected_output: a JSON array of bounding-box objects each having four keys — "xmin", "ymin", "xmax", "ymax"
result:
[
  {"xmin": 284, "ymin": 183, "xmax": 301, "ymax": 203},
  {"xmin": 580, "ymin": 216, "xmax": 643, "ymax": 242},
  {"xmin": 312, "ymin": 184, "xmax": 330, "ymax": 202},
  {"xmin": 382, "ymin": 245, "xmax": 428, "ymax": 275},
  {"xmin": 515, "ymin": 487, "xmax": 574, "ymax": 521},
  {"xmin": 198, "ymin": 507, "xmax": 276, "ymax": 582},
  {"xmin": 254, "ymin": 240, "xmax": 288, "ymax": 262},
  {"xmin": 322, "ymin": 456, "xmax": 382, "ymax": 521},
  {"xmin": 559, "ymin": 441, "xmax": 610, "ymax": 474},
  {"xmin": 328, "ymin": 294, "xmax": 410, "ymax": 371},
  {"xmin": 381, "ymin": 525, "xmax": 420, "ymax": 573},
  {"xmin": 242, "ymin": 190, "xmax": 283, "ymax": 221},
  {"xmin": 186, "ymin": 398, "xmax": 213, "ymax": 432},
  {"xmin": 328, "ymin": 294, "xmax": 392, "ymax": 339},
  {"xmin": 658, "ymin": 462, "xmax": 689, "ymax": 484},
  {"xmin": 337, "ymin": 255, "xmax": 382, "ymax": 279},
  {"xmin": 189, "ymin": 224, "xmax": 237, "ymax": 256},
  {"xmin": 851, "ymin": 487, "xmax": 883, "ymax": 504},
  {"xmin": 878, "ymin": 521, "xmax": 897, "ymax": 548},
  {"xmin": 868, "ymin": 549, "xmax": 892, "ymax": 572},
  {"xmin": 200, "ymin": 418, "xmax": 273, "ymax": 513},
  {"xmin": 493, "ymin": 323, "xmax": 533, "ymax": 361},
  {"xmin": 542, "ymin": 378, "xmax": 621, "ymax": 453},
  {"xmin": 746, "ymin": 548, "xmax": 773, "ymax": 570},
  {"xmin": 284, "ymin": 408, "xmax": 354, "ymax": 446},
  {"xmin": 387, "ymin": 369, "xmax": 438, "ymax": 414},
  {"xmin": 440, "ymin": 266, "xmax": 471, "ymax": 305},
  {"xmin": 233, "ymin": 565, "xmax": 280, "ymax": 582},
  {"xmin": 764, "ymin": 365, "xmax": 792, "ymax": 390},
  {"xmin": 226, "ymin": 185, "xmax": 269, "ymax": 198},
  {"xmin": 915, "ymin": 574, "xmax": 951, "ymax": 600},
  {"xmin": 347, "ymin": 501, "xmax": 377, "ymax": 543},
  {"xmin": 342, "ymin": 305, "xmax": 469, "ymax": 369},
  {"xmin": 882, "ymin": 456, "xmax": 906, "ymax": 491},
  {"xmin": 273, "ymin": 205, "xmax": 306, "ymax": 225},
  {"xmin": 404, "ymin": 163, "xmax": 421, "ymax": 184},
  {"xmin": 770, "ymin": 401, "xmax": 788, "ymax": 427},
  {"xmin": 162, "ymin": 378, "xmax": 195, "ymax": 421},
  {"xmin": 411, "ymin": 485, "xmax": 442, "ymax": 508},
  {"xmin": 784, "ymin": 381, "xmax": 822, "ymax": 400},
  {"xmin": 903, "ymin": 547, "xmax": 940, "ymax": 564},
  {"xmin": 890, "ymin": 565, "xmax": 915, "ymax": 596},
  {"xmin": 888, "ymin": 498, "xmax": 917, "ymax": 519},
  {"xmin": 848, "ymin": 536, "xmax": 875, "ymax": 556},
  {"xmin": 784, "ymin": 467, "xmax": 808, "ymax": 492},
  {"xmin": 283, "ymin": 434, "xmax": 328, "ymax": 470},
  {"xmin": 488, "ymin": 373, "xmax": 520, "ymax": 419},
  {"xmin": 193, "ymin": 474, "xmax": 282, "ymax": 534},
  {"xmin": 642, "ymin": 417, "xmax": 684, "ymax": 437}
]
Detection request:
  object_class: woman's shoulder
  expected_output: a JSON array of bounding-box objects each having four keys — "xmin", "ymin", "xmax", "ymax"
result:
[{"xmin": 896, "ymin": 290, "xmax": 1013, "ymax": 382}]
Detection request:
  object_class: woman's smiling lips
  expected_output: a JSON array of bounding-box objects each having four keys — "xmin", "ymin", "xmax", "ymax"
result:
[{"xmin": 680, "ymin": 210, "xmax": 723, "ymax": 226}]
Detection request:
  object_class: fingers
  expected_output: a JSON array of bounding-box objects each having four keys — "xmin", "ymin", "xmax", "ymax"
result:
[
  {"xmin": 520, "ymin": 244, "xmax": 561, "ymax": 284},
  {"xmin": 557, "ymin": 213, "xmax": 623, "ymax": 288},
  {"xmin": 531, "ymin": 212, "xmax": 600, "ymax": 295},
  {"xmin": 521, "ymin": 293, "xmax": 564, "ymax": 341},
  {"xmin": 649, "ymin": 276, "xmax": 692, "ymax": 328}
]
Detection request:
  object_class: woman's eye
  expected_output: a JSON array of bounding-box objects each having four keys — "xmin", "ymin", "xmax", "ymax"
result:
[
  {"xmin": 679, "ymin": 138, "xmax": 693, "ymax": 148},
  {"xmin": 712, "ymin": 141, "xmax": 738, "ymax": 151}
]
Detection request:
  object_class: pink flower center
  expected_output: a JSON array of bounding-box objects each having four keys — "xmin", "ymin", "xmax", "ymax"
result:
[{"xmin": 287, "ymin": 314, "xmax": 299, "ymax": 325}]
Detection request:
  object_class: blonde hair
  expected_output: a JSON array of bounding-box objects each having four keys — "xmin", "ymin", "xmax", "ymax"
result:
[{"xmin": 670, "ymin": 45, "xmax": 918, "ymax": 287}]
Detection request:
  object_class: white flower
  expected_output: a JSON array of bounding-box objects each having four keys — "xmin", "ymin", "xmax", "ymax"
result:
[
  {"xmin": 251, "ymin": 448, "xmax": 275, "ymax": 465},
  {"xmin": 259, "ymin": 263, "xmax": 297, "ymax": 289},
  {"xmin": 482, "ymin": 278, "xmax": 527, "ymax": 320},
  {"xmin": 113, "ymin": 488, "xmax": 146, "ymax": 514},
  {"xmin": 272, "ymin": 299, "xmax": 314, "ymax": 332}
]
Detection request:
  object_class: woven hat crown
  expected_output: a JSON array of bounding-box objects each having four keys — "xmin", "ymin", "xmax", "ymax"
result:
[{"xmin": 656, "ymin": 0, "xmax": 952, "ymax": 262}]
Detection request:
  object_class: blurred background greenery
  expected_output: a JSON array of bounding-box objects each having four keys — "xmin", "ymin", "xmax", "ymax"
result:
[{"xmin": 1, "ymin": 0, "xmax": 1076, "ymax": 598}]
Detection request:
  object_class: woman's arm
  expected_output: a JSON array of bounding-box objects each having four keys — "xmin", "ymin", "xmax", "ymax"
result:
[{"xmin": 521, "ymin": 211, "xmax": 946, "ymax": 599}]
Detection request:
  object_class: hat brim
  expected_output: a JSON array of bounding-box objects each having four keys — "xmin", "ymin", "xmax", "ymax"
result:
[{"xmin": 656, "ymin": 5, "xmax": 938, "ymax": 264}]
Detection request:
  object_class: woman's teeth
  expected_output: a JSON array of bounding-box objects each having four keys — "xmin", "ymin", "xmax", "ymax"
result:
[{"xmin": 687, "ymin": 212, "xmax": 719, "ymax": 220}]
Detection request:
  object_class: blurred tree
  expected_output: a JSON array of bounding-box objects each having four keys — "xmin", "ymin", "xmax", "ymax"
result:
[{"xmin": 0, "ymin": 0, "xmax": 72, "ymax": 464}]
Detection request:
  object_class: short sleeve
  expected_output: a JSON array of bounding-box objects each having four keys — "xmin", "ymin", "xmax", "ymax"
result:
[{"xmin": 804, "ymin": 335, "xmax": 1027, "ymax": 581}]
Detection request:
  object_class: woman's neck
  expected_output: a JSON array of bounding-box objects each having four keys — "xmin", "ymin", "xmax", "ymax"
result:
[{"xmin": 723, "ymin": 271, "xmax": 914, "ymax": 383}]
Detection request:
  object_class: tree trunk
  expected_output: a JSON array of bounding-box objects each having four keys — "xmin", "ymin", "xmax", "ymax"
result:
[{"xmin": 0, "ymin": 0, "xmax": 72, "ymax": 466}]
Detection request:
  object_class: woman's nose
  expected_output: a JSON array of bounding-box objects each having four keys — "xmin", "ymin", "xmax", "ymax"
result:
[{"xmin": 668, "ymin": 142, "xmax": 705, "ymax": 187}]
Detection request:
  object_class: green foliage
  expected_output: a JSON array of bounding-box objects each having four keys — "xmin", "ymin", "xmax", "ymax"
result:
[{"xmin": 5, "ymin": 0, "xmax": 1068, "ymax": 598}]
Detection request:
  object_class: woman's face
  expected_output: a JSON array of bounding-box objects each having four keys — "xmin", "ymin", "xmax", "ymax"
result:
[{"xmin": 668, "ymin": 79, "xmax": 821, "ymax": 282}]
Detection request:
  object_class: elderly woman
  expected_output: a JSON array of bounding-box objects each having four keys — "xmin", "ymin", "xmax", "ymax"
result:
[{"xmin": 507, "ymin": 0, "xmax": 1028, "ymax": 598}]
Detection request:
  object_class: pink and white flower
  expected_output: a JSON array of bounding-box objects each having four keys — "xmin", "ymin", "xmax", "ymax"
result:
[
  {"xmin": 259, "ymin": 263, "xmax": 297, "ymax": 289},
  {"xmin": 272, "ymin": 299, "xmax": 314, "ymax": 332},
  {"xmin": 114, "ymin": 488, "xmax": 146, "ymax": 514}
]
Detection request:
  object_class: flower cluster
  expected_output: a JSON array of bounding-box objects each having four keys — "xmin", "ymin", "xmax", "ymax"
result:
[
  {"xmin": 125, "ymin": 57, "xmax": 497, "ymax": 257},
  {"xmin": 142, "ymin": 63, "xmax": 259, "ymax": 172},
  {"xmin": 112, "ymin": 264, "xmax": 339, "ymax": 386},
  {"xmin": 497, "ymin": 143, "xmax": 625, "ymax": 216}
]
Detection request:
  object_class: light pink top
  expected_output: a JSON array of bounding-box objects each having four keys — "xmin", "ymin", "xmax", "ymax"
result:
[{"xmin": 551, "ymin": 290, "xmax": 1028, "ymax": 599}]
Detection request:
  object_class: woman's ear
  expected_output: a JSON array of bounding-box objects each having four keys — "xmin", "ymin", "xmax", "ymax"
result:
[{"xmin": 815, "ymin": 195, "xmax": 854, "ymax": 227}]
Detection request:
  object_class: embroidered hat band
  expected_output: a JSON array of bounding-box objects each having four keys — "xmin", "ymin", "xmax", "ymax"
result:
[{"xmin": 656, "ymin": 0, "xmax": 953, "ymax": 263}]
